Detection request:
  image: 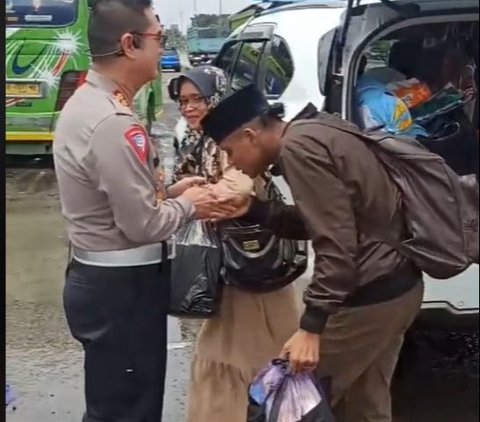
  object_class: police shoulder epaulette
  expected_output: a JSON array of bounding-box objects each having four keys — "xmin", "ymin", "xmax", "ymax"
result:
[{"xmin": 109, "ymin": 90, "xmax": 133, "ymax": 115}]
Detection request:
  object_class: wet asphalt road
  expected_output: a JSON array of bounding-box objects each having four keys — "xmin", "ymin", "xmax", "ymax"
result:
[{"xmin": 5, "ymin": 71, "xmax": 479, "ymax": 421}]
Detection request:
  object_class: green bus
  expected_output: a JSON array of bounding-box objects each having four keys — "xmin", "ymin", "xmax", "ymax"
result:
[{"xmin": 5, "ymin": 0, "xmax": 163, "ymax": 155}]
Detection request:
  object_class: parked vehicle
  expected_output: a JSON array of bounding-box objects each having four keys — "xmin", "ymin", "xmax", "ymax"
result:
[
  {"xmin": 218, "ymin": 0, "xmax": 479, "ymax": 330},
  {"xmin": 5, "ymin": 0, "xmax": 163, "ymax": 155},
  {"xmin": 161, "ymin": 47, "xmax": 181, "ymax": 72},
  {"xmin": 228, "ymin": 1, "xmax": 294, "ymax": 31},
  {"xmin": 187, "ymin": 26, "xmax": 226, "ymax": 66}
]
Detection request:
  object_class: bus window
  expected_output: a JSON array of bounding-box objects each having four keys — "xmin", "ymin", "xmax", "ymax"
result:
[
  {"xmin": 6, "ymin": 0, "xmax": 78, "ymax": 27},
  {"xmin": 264, "ymin": 36, "xmax": 294, "ymax": 98}
]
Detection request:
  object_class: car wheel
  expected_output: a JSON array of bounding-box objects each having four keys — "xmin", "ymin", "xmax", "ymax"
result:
[{"xmin": 175, "ymin": 66, "xmax": 181, "ymax": 72}]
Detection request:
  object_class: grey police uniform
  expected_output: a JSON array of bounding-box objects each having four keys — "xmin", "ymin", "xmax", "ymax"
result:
[{"xmin": 53, "ymin": 69, "xmax": 191, "ymax": 422}]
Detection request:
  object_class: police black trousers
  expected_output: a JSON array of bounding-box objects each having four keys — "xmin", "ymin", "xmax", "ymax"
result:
[{"xmin": 64, "ymin": 259, "xmax": 170, "ymax": 422}]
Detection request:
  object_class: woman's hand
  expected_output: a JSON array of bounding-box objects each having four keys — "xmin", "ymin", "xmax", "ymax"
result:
[{"xmin": 167, "ymin": 176, "xmax": 206, "ymax": 198}]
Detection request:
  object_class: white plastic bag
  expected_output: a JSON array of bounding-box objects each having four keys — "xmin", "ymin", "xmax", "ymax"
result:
[{"xmin": 248, "ymin": 360, "xmax": 335, "ymax": 422}]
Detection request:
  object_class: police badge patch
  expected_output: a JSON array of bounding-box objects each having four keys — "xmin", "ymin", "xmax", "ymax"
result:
[{"xmin": 125, "ymin": 125, "xmax": 149, "ymax": 164}]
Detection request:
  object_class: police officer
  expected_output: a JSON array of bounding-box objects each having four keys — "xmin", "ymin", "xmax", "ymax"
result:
[{"xmin": 53, "ymin": 1, "xmax": 231, "ymax": 421}]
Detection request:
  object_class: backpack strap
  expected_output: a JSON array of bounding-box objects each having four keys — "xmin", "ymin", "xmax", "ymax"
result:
[
  {"xmin": 294, "ymin": 114, "xmax": 426, "ymax": 150},
  {"xmin": 363, "ymin": 124, "xmax": 387, "ymax": 134}
]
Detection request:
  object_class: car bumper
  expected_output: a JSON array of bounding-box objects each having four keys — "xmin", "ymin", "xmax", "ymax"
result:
[
  {"xmin": 161, "ymin": 62, "xmax": 180, "ymax": 69},
  {"xmin": 414, "ymin": 305, "xmax": 479, "ymax": 331},
  {"xmin": 5, "ymin": 132, "xmax": 55, "ymax": 155},
  {"xmin": 188, "ymin": 57, "xmax": 214, "ymax": 66},
  {"xmin": 6, "ymin": 131, "xmax": 54, "ymax": 142}
]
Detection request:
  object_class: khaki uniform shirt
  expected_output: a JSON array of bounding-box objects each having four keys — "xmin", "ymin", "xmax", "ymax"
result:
[{"xmin": 53, "ymin": 70, "xmax": 194, "ymax": 251}]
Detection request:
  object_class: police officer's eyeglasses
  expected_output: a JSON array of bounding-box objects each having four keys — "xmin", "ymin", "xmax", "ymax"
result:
[
  {"xmin": 132, "ymin": 31, "xmax": 167, "ymax": 48},
  {"xmin": 89, "ymin": 32, "xmax": 167, "ymax": 58}
]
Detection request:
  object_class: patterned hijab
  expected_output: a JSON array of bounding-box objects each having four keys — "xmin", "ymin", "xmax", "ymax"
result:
[{"xmin": 172, "ymin": 66, "xmax": 228, "ymax": 183}]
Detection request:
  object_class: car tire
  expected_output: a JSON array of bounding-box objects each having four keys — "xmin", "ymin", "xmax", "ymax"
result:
[{"xmin": 175, "ymin": 66, "xmax": 181, "ymax": 72}]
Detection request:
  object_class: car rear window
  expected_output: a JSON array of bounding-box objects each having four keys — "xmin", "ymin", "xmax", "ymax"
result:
[
  {"xmin": 217, "ymin": 35, "xmax": 293, "ymax": 98},
  {"xmin": 231, "ymin": 41, "xmax": 266, "ymax": 91},
  {"xmin": 216, "ymin": 41, "xmax": 242, "ymax": 77},
  {"xmin": 6, "ymin": 0, "xmax": 77, "ymax": 27},
  {"xmin": 264, "ymin": 36, "xmax": 294, "ymax": 98}
]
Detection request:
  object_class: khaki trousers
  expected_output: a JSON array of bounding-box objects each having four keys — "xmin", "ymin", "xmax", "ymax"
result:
[
  {"xmin": 185, "ymin": 284, "xmax": 299, "ymax": 422},
  {"xmin": 318, "ymin": 281, "xmax": 424, "ymax": 422}
]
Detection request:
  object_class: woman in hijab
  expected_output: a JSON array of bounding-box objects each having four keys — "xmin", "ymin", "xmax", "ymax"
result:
[{"xmin": 168, "ymin": 66, "xmax": 299, "ymax": 422}]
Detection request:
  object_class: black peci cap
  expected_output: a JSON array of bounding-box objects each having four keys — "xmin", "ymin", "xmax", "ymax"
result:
[{"xmin": 201, "ymin": 84, "xmax": 270, "ymax": 144}]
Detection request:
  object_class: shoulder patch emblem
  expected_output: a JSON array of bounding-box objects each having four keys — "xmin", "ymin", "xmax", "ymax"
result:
[
  {"xmin": 113, "ymin": 90, "xmax": 130, "ymax": 108},
  {"xmin": 125, "ymin": 125, "xmax": 149, "ymax": 164}
]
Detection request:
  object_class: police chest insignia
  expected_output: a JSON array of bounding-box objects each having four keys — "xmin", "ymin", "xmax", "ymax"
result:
[
  {"xmin": 113, "ymin": 90, "xmax": 130, "ymax": 108},
  {"xmin": 125, "ymin": 125, "xmax": 149, "ymax": 164}
]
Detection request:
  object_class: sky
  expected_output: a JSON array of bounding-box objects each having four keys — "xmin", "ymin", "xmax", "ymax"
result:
[{"xmin": 154, "ymin": 0, "xmax": 251, "ymax": 32}]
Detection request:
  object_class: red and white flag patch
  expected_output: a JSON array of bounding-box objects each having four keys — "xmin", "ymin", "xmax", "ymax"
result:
[{"xmin": 124, "ymin": 125, "xmax": 149, "ymax": 164}]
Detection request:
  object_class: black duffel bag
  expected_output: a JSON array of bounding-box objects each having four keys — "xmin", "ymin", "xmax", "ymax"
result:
[{"xmin": 218, "ymin": 175, "xmax": 308, "ymax": 293}]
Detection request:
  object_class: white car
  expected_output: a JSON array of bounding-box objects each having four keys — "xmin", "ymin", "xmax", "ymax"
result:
[{"xmin": 216, "ymin": 0, "xmax": 479, "ymax": 329}]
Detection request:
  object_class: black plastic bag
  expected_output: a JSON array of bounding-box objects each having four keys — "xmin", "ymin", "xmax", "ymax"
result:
[
  {"xmin": 169, "ymin": 220, "xmax": 222, "ymax": 318},
  {"xmin": 247, "ymin": 360, "xmax": 335, "ymax": 422}
]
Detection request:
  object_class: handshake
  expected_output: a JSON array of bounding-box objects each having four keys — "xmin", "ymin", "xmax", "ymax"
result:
[{"xmin": 167, "ymin": 176, "xmax": 252, "ymax": 221}]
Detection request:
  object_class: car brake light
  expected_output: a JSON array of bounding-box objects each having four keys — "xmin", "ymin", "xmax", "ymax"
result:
[{"xmin": 55, "ymin": 71, "xmax": 87, "ymax": 111}]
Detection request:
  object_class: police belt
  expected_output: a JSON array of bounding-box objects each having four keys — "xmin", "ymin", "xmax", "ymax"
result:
[{"xmin": 72, "ymin": 238, "xmax": 176, "ymax": 267}]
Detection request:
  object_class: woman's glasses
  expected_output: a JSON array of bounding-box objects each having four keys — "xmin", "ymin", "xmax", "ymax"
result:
[{"xmin": 178, "ymin": 95, "xmax": 207, "ymax": 109}]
